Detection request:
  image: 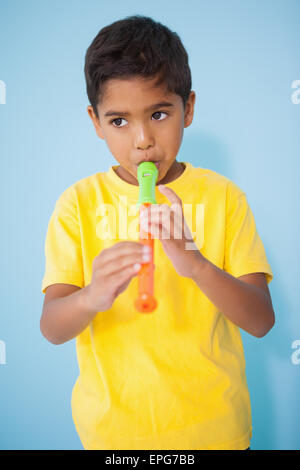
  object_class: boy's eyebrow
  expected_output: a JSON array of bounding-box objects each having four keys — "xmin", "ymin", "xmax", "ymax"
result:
[{"xmin": 104, "ymin": 101, "xmax": 175, "ymax": 118}]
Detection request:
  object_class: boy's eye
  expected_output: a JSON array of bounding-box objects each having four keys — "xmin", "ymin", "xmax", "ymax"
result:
[
  {"xmin": 111, "ymin": 117, "xmax": 126, "ymax": 128},
  {"xmin": 110, "ymin": 111, "xmax": 168, "ymax": 128},
  {"xmin": 152, "ymin": 111, "xmax": 168, "ymax": 121}
]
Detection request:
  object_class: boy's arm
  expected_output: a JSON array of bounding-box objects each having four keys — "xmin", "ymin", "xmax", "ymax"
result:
[
  {"xmin": 40, "ymin": 284, "xmax": 97, "ymax": 345},
  {"xmin": 40, "ymin": 241, "xmax": 146, "ymax": 344},
  {"xmin": 191, "ymin": 255, "xmax": 275, "ymax": 338}
]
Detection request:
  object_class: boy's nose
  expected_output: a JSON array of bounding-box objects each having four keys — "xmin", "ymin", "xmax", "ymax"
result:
[{"xmin": 134, "ymin": 126, "xmax": 155, "ymax": 150}]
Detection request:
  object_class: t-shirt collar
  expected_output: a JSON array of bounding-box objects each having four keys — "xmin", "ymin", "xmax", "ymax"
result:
[{"xmin": 105, "ymin": 161, "xmax": 193, "ymax": 201}]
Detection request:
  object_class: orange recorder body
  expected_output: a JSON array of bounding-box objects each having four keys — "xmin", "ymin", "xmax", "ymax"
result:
[
  {"xmin": 134, "ymin": 202, "xmax": 157, "ymax": 313},
  {"xmin": 134, "ymin": 161, "xmax": 158, "ymax": 313}
]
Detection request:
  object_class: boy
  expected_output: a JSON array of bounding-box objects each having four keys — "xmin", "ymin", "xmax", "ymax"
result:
[{"xmin": 40, "ymin": 15, "xmax": 275, "ymax": 450}]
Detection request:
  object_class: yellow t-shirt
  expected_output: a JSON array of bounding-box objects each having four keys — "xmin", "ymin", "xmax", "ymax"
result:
[{"xmin": 41, "ymin": 161, "xmax": 273, "ymax": 450}]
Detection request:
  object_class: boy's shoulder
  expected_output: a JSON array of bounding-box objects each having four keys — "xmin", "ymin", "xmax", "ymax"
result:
[
  {"xmin": 191, "ymin": 165, "xmax": 245, "ymax": 199},
  {"xmin": 54, "ymin": 170, "xmax": 105, "ymax": 206}
]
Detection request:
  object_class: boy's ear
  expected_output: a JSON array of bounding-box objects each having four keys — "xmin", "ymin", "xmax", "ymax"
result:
[
  {"xmin": 87, "ymin": 105, "xmax": 105, "ymax": 140},
  {"xmin": 184, "ymin": 91, "xmax": 196, "ymax": 128}
]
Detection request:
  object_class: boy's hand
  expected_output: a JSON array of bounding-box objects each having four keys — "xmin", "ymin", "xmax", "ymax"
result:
[
  {"xmin": 85, "ymin": 241, "xmax": 154, "ymax": 312},
  {"xmin": 140, "ymin": 185, "xmax": 205, "ymax": 279}
]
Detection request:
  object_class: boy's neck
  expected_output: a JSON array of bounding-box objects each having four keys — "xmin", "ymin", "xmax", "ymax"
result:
[{"xmin": 113, "ymin": 161, "xmax": 186, "ymax": 186}]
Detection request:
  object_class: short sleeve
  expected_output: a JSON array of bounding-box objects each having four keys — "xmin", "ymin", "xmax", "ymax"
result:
[
  {"xmin": 224, "ymin": 182, "xmax": 274, "ymax": 284},
  {"xmin": 41, "ymin": 187, "xmax": 84, "ymax": 294}
]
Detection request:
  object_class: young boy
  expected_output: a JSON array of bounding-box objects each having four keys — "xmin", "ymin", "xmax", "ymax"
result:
[{"xmin": 40, "ymin": 15, "xmax": 275, "ymax": 450}]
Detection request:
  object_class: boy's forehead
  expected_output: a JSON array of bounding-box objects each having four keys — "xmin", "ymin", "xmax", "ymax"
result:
[{"xmin": 99, "ymin": 77, "xmax": 180, "ymax": 113}]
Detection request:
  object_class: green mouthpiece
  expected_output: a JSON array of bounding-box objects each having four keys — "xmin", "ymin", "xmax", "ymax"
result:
[{"xmin": 136, "ymin": 162, "xmax": 159, "ymax": 207}]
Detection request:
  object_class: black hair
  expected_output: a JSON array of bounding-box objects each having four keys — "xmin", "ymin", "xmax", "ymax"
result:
[{"xmin": 84, "ymin": 15, "xmax": 192, "ymax": 119}]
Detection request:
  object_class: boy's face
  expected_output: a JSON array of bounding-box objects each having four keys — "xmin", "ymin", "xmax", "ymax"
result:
[{"xmin": 87, "ymin": 76, "xmax": 195, "ymax": 186}]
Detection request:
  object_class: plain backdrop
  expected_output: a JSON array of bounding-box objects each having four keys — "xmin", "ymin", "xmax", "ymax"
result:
[{"xmin": 0, "ymin": 0, "xmax": 299, "ymax": 450}]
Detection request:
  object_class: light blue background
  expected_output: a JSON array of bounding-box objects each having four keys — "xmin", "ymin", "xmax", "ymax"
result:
[{"xmin": 0, "ymin": 0, "xmax": 299, "ymax": 450}]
